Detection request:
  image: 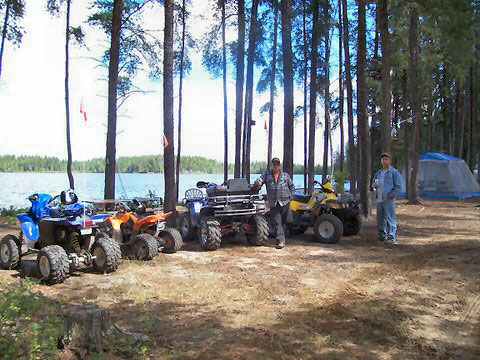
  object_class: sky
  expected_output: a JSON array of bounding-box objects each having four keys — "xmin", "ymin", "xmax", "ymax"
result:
[{"xmin": 0, "ymin": 0, "xmax": 347, "ymax": 166}]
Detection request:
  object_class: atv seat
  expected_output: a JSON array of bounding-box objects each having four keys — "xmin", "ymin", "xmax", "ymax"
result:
[
  {"xmin": 292, "ymin": 193, "xmax": 311, "ymax": 204},
  {"xmin": 207, "ymin": 179, "xmax": 259, "ymax": 197},
  {"xmin": 48, "ymin": 208, "xmax": 62, "ymax": 218}
]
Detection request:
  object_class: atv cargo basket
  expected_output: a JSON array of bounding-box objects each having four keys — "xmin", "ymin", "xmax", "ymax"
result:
[{"xmin": 205, "ymin": 179, "xmax": 266, "ymax": 217}]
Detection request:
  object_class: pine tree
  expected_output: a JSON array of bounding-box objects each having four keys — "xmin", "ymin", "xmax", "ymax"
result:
[
  {"xmin": 408, "ymin": 4, "xmax": 420, "ymax": 204},
  {"xmin": 164, "ymin": 0, "xmax": 176, "ymax": 224},
  {"xmin": 308, "ymin": 0, "xmax": 320, "ymax": 193},
  {"xmin": 357, "ymin": 0, "xmax": 371, "ymax": 216},
  {"xmin": 281, "ymin": 0, "xmax": 294, "ymax": 177},
  {"xmin": 0, "ymin": 0, "xmax": 25, "ymax": 79}
]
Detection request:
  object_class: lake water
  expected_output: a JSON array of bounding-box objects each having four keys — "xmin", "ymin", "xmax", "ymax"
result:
[{"xmin": 0, "ymin": 172, "xmax": 327, "ymax": 208}]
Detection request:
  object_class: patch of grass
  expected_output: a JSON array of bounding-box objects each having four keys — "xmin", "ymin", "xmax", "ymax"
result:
[
  {"xmin": 112, "ymin": 334, "xmax": 150, "ymax": 359},
  {"xmin": 0, "ymin": 279, "xmax": 63, "ymax": 359}
]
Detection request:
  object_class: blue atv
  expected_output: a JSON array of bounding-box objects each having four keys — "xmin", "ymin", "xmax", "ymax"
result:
[
  {"xmin": 0, "ymin": 190, "xmax": 121, "ymax": 285},
  {"xmin": 178, "ymin": 178, "xmax": 268, "ymax": 250}
]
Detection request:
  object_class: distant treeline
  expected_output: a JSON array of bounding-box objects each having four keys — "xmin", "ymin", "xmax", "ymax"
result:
[{"xmin": 0, "ymin": 155, "xmax": 324, "ymax": 175}]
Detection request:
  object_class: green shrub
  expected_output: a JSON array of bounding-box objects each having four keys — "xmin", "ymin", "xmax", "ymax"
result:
[
  {"xmin": 333, "ymin": 171, "xmax": 349, "ymax": 194},
  {"xmin": 0, "ymin": 279, "xmax": 63, "ymax": 359}
]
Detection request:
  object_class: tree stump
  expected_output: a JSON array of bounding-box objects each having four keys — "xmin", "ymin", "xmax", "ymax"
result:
[{"xmin": 59, "ymin": 304, "xmax": 149, "ymax": 359}]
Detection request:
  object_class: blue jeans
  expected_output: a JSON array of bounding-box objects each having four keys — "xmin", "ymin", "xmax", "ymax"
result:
[{"xmin": 376, "ymin": 199, "xmax": 397, "ymax": 240}]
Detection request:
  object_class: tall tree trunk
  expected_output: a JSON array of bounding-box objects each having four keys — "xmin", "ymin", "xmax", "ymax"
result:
[
  {"xmin": 329, "ymin": 123, "xmax": 334, "ymax": 175},
  {"xmin": 393, "ymin": 88, "xmax": 399, "ymax": 134},
  {"xmin": 308, "ymin": 0, "xmax": 320, "ymax": 193},
  {"xmin": 242, "ymin": 0, "xmax": 259, "ymax": 182},
  {"xmin": 322, "ymin": 0, "xmax": 330, "ymax": 183},
  {"xmin": 303, "ymin": 0, "xmax": 308, "ymax": 193},
  {"xmin": 402, "ymin": 70, "xmax": 409, "ymax": 198},
  {"xmin": 369, "ymin": 3, "xmax": 379, "ymax": 172},
  {"xmin": 164, "ymin": 0, "xmax": 176, "ymax": 225},
  {"xmin": 0, "ymin": 0, "xmax": 10, "ymax": 79},
  {"xmin": 408, "ymin": 5, "xmax": 421, "ymax": 204},
  {"xmin": 281, "ymin": 0, "xmax": 294, "ymax": 177},
  {"xmin": 234, "ymin": 0, "xmax": 245, "ymax": 178},
  {"xmin": 357, "ymin": 0, "xmax": 370, "ymax": 216},
  {"xmin": 426, "ymin": 96, "xmax": 433, "ymax": 152},
  {"xmin": 464, "ymin": 72, "xmax": 471, "ymax": 163},
  {"xmin": 104, "ymin": 0, "xmax": 123, "ymax": 200},
  {"xmin": 176, "ymin": 0, "xmax": 186, "ymax": 201},
  {"xmin": 64, "ymin": 0, "xmax": 74, "ymax": 190},
  {"xmin": 221, "ymin": 0, "xmax": 228, "ymax": 183},
  {"xmin": 454, "ymin": 84, "xmax": 463, "ymax": 158},
  {"xmin": 378, "ymin": 0, "xmax": 391, "ymax": 154},
  {"xmin": 267, "ymin": 0, "xmax": 279, "ymax": 170},
  {"xmin": 341, "ymin": 0, "xmax": 356, "ymax": 193},
  {"xmin": 338, "ymin": 0, "xmax": 344, "ymax": 173},
  {"xmin": 441, "ymin": 67, "xmax": 449, "ymax": 153},
  {"xmin": 468, "ymin": 65, "xmax": 475, "ymax": 170}
]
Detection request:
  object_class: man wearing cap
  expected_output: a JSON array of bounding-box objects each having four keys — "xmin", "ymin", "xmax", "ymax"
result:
[
  {"xmin": 254, "ymin": 157, "xmax": 295, "ymax": 249},
  {"xmin": 371, "ymin": 153, "xmax": 402, "ymax": 243}
]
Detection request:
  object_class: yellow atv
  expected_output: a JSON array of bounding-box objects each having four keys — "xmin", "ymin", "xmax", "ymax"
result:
[{"xmin": 286, "ymin": 180, "xmax": 362, "ymax": 243}]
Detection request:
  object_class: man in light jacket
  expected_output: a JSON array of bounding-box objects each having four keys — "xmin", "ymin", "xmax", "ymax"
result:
[{"xmin": 371, "ymin": 153, "xmax": 402, "ymax": 243}]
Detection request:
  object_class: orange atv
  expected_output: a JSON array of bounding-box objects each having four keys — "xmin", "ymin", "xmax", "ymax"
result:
[{"xmin": 100, "ymin": 199, "xmax": 183, "ymax": 260}]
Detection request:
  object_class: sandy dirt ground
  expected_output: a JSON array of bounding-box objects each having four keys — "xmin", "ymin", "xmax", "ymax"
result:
[{"xmin": 1, "ymin": 199, "xmax": 479, "ymax": 359}]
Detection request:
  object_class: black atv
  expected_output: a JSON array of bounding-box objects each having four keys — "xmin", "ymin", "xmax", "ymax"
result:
[{"xmin": 179, "ymin": 178, "xmax": 269, "ymax": 250}]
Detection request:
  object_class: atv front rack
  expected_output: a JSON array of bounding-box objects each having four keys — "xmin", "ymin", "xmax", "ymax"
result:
[{"xmin": 206, "ymin": 194, "xmax": 266, "ymax": 217}]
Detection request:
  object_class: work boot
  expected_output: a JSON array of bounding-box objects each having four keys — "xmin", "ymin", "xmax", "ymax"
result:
[{"xmin": 276, "ymin": 239, "xmax": 285, "ymax": 249}]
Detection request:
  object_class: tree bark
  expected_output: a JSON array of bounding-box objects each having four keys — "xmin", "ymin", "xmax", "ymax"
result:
[
  {"xmin": 281, "ymin": 0, "xmax": 294, "ymax": 177},
  {"xmin": 242, "ymin": 0, "xmax": 259, "ymax": 182},
  {"xmin": 164, "ymin": 0, "xmax": 176, "ymax": 226},
  {"xmin": 222, "ymin": 0, "xmax": 228, "ymax": 183},
  {"xmin": 308, "ymin": 0, "xmax": 320, "ymax": 193},
  {"xmin": 303, "ymin": 0, "xmax": 308, "ymax": 193},
  {"xmin": 408, "ymin": 5, "xmax": 421, "ymax": 204},
  {"xmin": 357, "ymin": 0, "xmax": 370, "ymax": 216},
  {"xmin": 322, "ymin": 0, "xmax": 330, "ymax": 183},
  {"xmin": 104, "ymin": 0, "xmax": 123, "ymax": 200},
  {"xmin": 378, "ymin": 0, "xmax": 391, "ymax": 154},
  {"xmin": 338, "ymin": 0, "xmax": 344, "ymax": 173},
  {"xmin": 469, "ymin": 65, "xmax": 475, "ymax": 170},
  {"xmin": 341, "ymin": 0, "xmax": 356, "ymax": 193},
  {"xmin": 234, "ymin": 0, "xmax": 245, "ymax": 178},
  {"xmin": 65, "ymin": 0, "xmax": 74, "ymax": 190},
  {"xmin": 59, "ymin": 304, "xmax": 148, "ymax": 358},
  {"xmin": 0, "ymin": 0, "xmax": 10, "ymax": 79},
  {"xmin": 402, "ymin": 70, "xmax": 409, "ymax": 198},
  {"xmin": 441, "ymin": 67, "xmax": 449, "ymax": 153},
  {"xmin": 454, "ymin": 84, "xmax": 463, "ymax": 158},
  {"xmin": 267, "ymin": 0, "xmax": 279, "ymax": 170},
  {"xmin": 426, "ymin": 96, "xmax": 433, "ymax": 152},
  {"xmin": 176, "ymin": 0, "xmax": 186, "ymax": 201}
]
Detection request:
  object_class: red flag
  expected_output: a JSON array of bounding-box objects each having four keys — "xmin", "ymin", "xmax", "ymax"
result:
[
  {"xmin": 80, "ymin": 101, "xmax": 87, "ymax": 121},
  {"xmin": 163, "ymin": 134, "xmax": 169, "ymax": 149},
  {"xmin": 264, "ymin": 119, "xmax": 268, "ymax": 134}
]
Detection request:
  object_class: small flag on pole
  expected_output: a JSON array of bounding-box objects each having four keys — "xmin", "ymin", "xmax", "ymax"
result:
[
  {"xmin": 80, "ymin": 100, "xmax": 87, "ymax": 121},
  {"xmin": 163, "ymin": 134, "xmax": 169, "ymax": 149},
  {"xmin": 264, "ymin": 119, "xmax": 268, "ymax": 134}
]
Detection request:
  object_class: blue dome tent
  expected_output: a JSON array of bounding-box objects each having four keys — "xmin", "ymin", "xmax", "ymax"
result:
[{"xmin": 401, "ymin": 152, "xmax": 480, "ymax": 199}]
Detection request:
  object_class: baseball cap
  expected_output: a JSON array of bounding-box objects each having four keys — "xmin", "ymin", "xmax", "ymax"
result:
[{"xmin": 271, "ymin": 157, "xmax": 281, "ymax": 164}]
